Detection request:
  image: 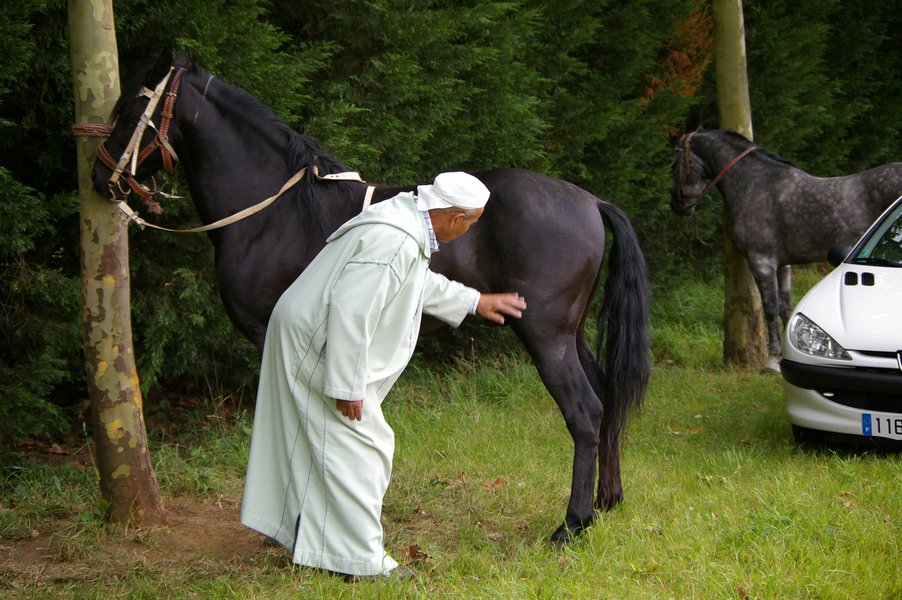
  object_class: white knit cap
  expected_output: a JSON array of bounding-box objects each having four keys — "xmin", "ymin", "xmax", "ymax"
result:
[{"xmin": 415, "ymin": 171, "xmax": 490, "ymax": 211}]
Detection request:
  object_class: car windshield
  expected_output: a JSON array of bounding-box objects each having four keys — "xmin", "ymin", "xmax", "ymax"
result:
[{"xmin": 850, "ymin": 201, "xmax": 902, "ymax": 267}]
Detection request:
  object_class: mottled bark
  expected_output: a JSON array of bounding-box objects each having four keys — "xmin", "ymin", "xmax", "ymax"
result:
[
  {"xmin": 68, "ymin": 0, "xmax": 164, "ymax": 526},
  {"xmin": 712, "ymin": 0, "xmax": 768, "ymax": 368}
]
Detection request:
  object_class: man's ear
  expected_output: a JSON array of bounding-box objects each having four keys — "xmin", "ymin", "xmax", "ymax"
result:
[{"xmin": 452, "ymin": 209, "xmax": 469, "ymax": 223}]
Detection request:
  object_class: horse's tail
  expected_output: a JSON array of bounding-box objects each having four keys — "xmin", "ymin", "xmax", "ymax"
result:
[{"xmin": 595, "ymin": 200, "xmax": 650, "ymax": 440}]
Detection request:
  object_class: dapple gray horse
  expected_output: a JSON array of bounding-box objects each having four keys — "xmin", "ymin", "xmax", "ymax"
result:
[{"xmin": 671, "ymin": 128, "xmax": 902, "ymax": 371}]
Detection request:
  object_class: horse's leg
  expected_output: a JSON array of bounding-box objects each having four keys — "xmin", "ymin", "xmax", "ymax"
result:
[
  {"xmin": 526, "ymin": 336, "xmax": 603, "ymax": 543},
  {"xmin": 747, "ymin": 254, "xmax": 782, "ymax": 371},
  {"xmin": 777, "ymin": 265, "xmax": 793, "ymax": 327},
  {"xmin": 575, "ymin": 336, "xmax": 622, "ymax": 510}
]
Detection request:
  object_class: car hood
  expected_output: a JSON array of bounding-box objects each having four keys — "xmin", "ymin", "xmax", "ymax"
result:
[{"xmin": 796, "ymin": 265, "xmax": 902, "ymax": 352}]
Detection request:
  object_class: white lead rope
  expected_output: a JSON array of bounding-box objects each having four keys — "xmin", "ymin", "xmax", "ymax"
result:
[
  {"xmin": 117, "ymin": 167, "xmax": 377, "ymax": 233},
  {"xmin": 362, "ymin": 185, "xmax": 375, "ymax": 211},
  {"xmin": 312, "ymin": 165, "xmax": 376, "ymax": 211}
]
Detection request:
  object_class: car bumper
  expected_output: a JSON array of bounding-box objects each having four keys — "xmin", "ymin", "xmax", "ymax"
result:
[
  {"xmin": 780, "ymin": 359, "xmax": 902, "ymax": 394},
  {"xmin": 781, "ymin": 359, "xmax": 902, "ymax": 446}
]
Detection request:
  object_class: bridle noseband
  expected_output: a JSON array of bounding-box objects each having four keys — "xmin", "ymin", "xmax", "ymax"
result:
[
  {"xmin": 97, "ymin": 66, "xmax": 186, "ymax": 205},
  {"xmin": 672, "ymin": 132, "xmax": 757, "ymax": 213}
]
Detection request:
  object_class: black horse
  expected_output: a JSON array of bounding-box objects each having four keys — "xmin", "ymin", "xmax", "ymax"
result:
[
  {"xmin": 92, "ymin": 49, "xmax": 650, "ymax": 543},
  {"xmin": 671, "ymin": 128, "xmax": 902, "ymax": 371}
]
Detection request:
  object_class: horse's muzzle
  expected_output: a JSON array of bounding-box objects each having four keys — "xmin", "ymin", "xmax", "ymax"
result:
[{"xmin": 670, "ymin": 189, "xmax": 697, "ymax": 216}]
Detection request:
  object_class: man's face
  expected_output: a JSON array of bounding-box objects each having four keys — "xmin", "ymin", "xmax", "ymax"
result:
[{"xmin": 433, "ymin": 207, "xmax": 484, "ymax": 243}]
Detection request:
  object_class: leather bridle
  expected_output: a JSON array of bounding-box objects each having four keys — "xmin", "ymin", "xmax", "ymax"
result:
[
  {"xmin": 672, "ymin": 132, "xmax": 757, "ymax": 213},
  {"xmin": 96, "ymin": 66, "xmax": 186, "ymax": 204}
]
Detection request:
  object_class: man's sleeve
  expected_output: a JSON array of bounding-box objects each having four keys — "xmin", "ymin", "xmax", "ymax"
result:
[
  {"xmin": 421, "ymin": 269, "xmax": 480, "ymax": 327},
  {"xmin": 322, "ymin": 258, "xmax": 402, "ymax": 400}
]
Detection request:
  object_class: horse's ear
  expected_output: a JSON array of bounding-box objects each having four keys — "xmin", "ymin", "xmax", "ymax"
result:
[
  {"xmin": 150, "ymin": 47, "xmax": 173, "ymax": 81},
  {"xmin": 669, "ymin": 123, "xmax": 686, "ymax": 145},
  {"xmin": 174, "ymin": 48, "xmax": 194, "ymax": 69}
]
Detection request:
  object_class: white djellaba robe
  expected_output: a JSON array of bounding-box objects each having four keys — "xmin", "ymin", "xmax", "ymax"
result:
[{"xmin": 241, "ymin": 192, "xmax": 479, "ymax": 576}]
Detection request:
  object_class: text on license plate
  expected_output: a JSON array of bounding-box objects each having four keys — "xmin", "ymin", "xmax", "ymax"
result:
[{"xmin": 861, "ymin": 412, "xmax": 902, "ymax": 440}]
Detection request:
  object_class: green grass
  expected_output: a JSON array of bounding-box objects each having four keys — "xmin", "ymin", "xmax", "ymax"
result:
[
  {"xmin": 3, "ymin": 361, "xmax": 899, "ymax": 599},
  {"xmin": 650, "ymin": 278, "xmax": 724, "ymax": 368},
  {"xmin": 2, "ymin": 272, "xmax": 899, "ymax": 598},
  {"xmin": 385, "ymin": 364, "xmax": 900, "ymax": 599}
]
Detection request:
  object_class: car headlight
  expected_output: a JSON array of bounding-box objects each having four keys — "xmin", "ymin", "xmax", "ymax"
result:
[{"xmin": 787, "ymin": 313, "xmax": 851, "ymax": 360}]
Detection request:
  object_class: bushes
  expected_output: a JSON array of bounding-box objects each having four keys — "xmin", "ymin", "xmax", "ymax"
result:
[
  {"xmin": 4, "ymin": 0, "xmax": 902, "ymax": 443},
  {"xmin": 0, "ymin": 169, "xmax": 82, "ymax": 441}
]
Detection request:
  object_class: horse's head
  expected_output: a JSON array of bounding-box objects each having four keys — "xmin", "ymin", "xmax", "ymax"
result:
[
  {"xmin": 669, "ymin": 132, "xmax": 710, "ymax": 216},
  {"xmin": 92, "ymin": 49, "xmax": 190, "ymax": 209}
]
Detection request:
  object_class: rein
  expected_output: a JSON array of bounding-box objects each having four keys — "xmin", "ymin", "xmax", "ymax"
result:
[
  {"xmin": 704, "ymin": 144, "xmax": 757, "ymax": 194},
  {"xmin": 119, "ymin": 168, "xmax": 307, "ymax": 233},
  {"xmin": 116, "ymin": 166, "xmax": 376, "ymax": 233},
  {"xmin": 115, "ymin": 167, "xmax": 376, "ymax": 234},
  {"xmin": 93, "ymin": 66, "xmax": 377, "ymax": 233}
]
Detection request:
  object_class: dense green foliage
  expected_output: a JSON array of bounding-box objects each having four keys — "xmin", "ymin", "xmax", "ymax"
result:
[{"xmin": 2, "ymin": 0, "xmax": 902, "ymax": 442}]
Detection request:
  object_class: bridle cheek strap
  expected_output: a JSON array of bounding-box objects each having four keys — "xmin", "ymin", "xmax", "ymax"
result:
[{"xmin": 155, "ymin": 66, "xmax": 185, "ymax": 172}]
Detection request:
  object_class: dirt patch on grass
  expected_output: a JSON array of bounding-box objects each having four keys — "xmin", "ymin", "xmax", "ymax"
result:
[
  {"xmin": 0, "ymin": 489, "xmax": 287, "ymax": 593},
  {"xmin": 0, "ymin": 436, "xmax": 290, "ymax": 596},
  {"xmin": 1, "ymin": 410, "xmax": 290, "ymax": 593}
]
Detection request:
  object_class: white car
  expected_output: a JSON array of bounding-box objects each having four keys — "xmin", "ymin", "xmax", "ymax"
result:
[{"xmin": 781, "ymin": 196, "xmax": 902, "ymax": 448}]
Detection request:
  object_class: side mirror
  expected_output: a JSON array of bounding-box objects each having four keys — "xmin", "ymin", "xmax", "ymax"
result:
[{"xmin": 827, "ymin": 245, "xmax": 851, "ymax": 267}]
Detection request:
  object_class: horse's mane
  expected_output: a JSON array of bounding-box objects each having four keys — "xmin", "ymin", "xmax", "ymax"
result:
[
  {"xmin": 204, "ymin": 72, "xmax": 353, "ymax": 236},
  {"xmin": 714, "ymin": 129, "xmax": 799, "ymax": 169},
  {"xmin": 117, "ymin": 55, "xmax": 345, "ymax": 170},
  {"xmin": 206, "ymin": 70, "xmax": 349, "ymax": 176}
]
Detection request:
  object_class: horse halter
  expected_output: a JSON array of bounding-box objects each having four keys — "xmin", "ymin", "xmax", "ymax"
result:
[
  {"xmin": 671, "ymin": 132, "xmax": 711, "ymax": 213},
  {"xmin": 96, "ymin": 66, "xmax": 186, "ymax": 204},
  {"xmin": 672, "ymin": 132, "xmax": 758, "ymax": 213}
]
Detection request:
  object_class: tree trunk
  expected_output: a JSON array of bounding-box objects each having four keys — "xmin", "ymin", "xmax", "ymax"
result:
[
  {"xmin": 68, "ymin": 0, "xmax": 165, "ymax": 526},
  {"xmin": 712, "ymin": 0, "xmax": 768, "ymax": 368}
]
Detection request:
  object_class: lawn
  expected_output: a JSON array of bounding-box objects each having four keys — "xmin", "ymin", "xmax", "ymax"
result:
[
  {"xmin": 1, "ymin": 269, "xmax": 899, "ymax": 598},
  {"xmin": 2, "ymin": 356, "xmax": 899, "ymax": 599}
]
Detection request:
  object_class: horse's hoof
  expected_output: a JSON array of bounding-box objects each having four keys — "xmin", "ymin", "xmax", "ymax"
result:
[
  {"xmin": 549, "ymin": 521, "xmax": 589, "ymax": 546},
  {"xmin": 549, "ymin": 524, "xmax": 573, "ymax": 548}
]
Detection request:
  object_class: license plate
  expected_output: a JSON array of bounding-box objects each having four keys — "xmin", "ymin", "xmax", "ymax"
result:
[{"xmin": 862, "ymin": 412, "xmax": 902, "ymax": 440}]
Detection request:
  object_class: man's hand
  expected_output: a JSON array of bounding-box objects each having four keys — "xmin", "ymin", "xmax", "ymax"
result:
[
  {"xmin": 476, "ymin": 292, "xmax": 527, "ymax": 325},
  {"xmin": 337, "ymin": 399, "xmax": 363, "ymax": 421}
]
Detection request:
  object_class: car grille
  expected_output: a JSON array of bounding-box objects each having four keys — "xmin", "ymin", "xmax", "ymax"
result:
[
  {"xmin": 855, "ymin": 350, "xmax": 899, "ymax": 360},
  {"xmin": 819, "ymin": 387, "xmax": 902, "ymax": 412}
]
